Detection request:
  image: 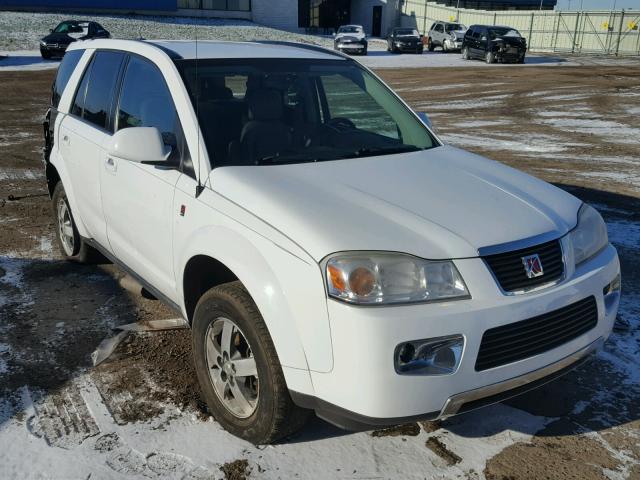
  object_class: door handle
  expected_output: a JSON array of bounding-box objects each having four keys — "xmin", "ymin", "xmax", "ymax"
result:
[{"xmin": 105, "ymin": 157, "xmax": 117, "ymax": 172}]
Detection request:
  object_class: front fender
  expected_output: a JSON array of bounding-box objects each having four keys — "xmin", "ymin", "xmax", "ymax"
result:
[{"xmin": 177, "ymin": 224, "xmax": 333, "ymax": 381}]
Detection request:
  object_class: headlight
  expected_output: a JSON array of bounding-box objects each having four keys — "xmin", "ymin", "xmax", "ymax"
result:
[
  {"xmin": 325, "ymin": 252, "xmax": 470, "ymax": 305},
  {"xmin": 40, "ymin": 40, "xmax": 47, "ymax": 46},
  {"xmin": 569, "ymin": 204, "xmax": 608, "ymax": 266}
]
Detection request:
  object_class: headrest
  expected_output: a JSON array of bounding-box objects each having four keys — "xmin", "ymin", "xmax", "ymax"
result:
[
  {"xmin": 247, "ymin": 89, "xmax": 283, "ymax": 121},
  {"xmin": 200, "ymin": 77, "xmax": 233, "ymax": 101}
]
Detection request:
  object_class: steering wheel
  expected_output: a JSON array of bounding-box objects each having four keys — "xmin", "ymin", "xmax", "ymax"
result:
[{"xmin": 326, "ymin": 117, "xmax": 356, "ymax": 133}]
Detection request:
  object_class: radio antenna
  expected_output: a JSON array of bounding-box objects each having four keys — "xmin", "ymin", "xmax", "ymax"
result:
[{"xmin": 195, "ymin": 25, "xmax": 204, "ymax": 197}]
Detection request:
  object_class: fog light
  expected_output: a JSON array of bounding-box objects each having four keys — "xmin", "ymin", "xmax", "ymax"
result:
[
  {"xmin": 603, "ymin": 273, "xmax": 621, "ymax": 313},
  {"xmin": 394, "ymin": 335, "xmax": 464, "ymax": 376}
]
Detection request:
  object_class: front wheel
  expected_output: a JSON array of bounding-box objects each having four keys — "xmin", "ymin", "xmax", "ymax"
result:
[
  {"xmin": 461, "ymin": 46, "xmax": 470, "ymax": 60},
  {"xmin": 192, "ymin": 282, "xmax": 309, "ymax": 444},
  {"xmin": 52, "ymin": 182, "xmax": 102, "ymax": 263},
  {"xmin": 428, "ymin": 38, "xmax": 435, "ymax": 52},
  {"xmin": 485, "ymin": 51, "xmax": 495, "ymax": 64}
]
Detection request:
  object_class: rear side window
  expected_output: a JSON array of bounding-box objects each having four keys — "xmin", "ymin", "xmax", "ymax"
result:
[
  {"xmin": 51, "ymin": 49, "xmax": 83, "ymax": 108},
  {"xmin": 71, "ymin": 50, "xmax": 125, "ymax": 131}
]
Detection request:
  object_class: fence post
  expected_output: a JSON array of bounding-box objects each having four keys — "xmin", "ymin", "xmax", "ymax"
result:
[
  {"xmin": 572, "ymin": 11, "xmax": 580, "ymax": 53},
  {"xmin": 529, "ymin": 12, "xmax": 534, "ymax": 49},
  {"xmin": 615, "ymin": 10, "xmax": 625, "ymax": 56},
  {"xmin": 493, "ymin": 12, "xmax": 497, "ymax": 26},
  {"xmin": 423, "ymin": 1, "xmax": 427, "ymax": 34},
  {"xmin": 553, "ymin": 12, "xmax": 560, "ymax": 52}
]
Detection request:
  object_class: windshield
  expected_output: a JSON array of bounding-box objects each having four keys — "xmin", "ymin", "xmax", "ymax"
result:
[
  {"xmin": 445, "ymin": 23, "xmax": 465, "ymax": 32},
  {"xmin": 395, "ymin": 29, "xmax": 419, "ymax": 36},
  {"xmin": 175, "ymin": 58, "xmax": 437, "ymax": 168},
  {"xmin": 53, "ymin": 21, "xmax": 85, "ymax": 34},
  {"xmin": 338, "ymin": 26, "xmax": 362, "ymax": 34},
  {"xmin": 489, "ymin": 27, "xmax": 521, "ymax": 38}
]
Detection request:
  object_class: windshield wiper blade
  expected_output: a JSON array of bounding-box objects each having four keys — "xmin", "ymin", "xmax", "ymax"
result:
[{"xmin": 350, "ymin": 145, "xmax": 423, "ymax": 158}]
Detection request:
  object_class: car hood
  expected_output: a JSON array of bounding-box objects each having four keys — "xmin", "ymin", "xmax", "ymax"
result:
[
  {"xmin": 450, "ymin": 29, "xmax": 467, "ymax": 38},
  {"xmin": 336, "ymin": 32, "xmax": 365, "ymax": 41},
  {"xmin": 41, "ymin": 32, "xmax": 79, "ymax": 44},
  {"xmin": 209, "ymin": 145, "xmax": 581, "ymax": 261},
  {"xmin": 396, "ymin": 35, "xmax": 421, "ymax": 41}
]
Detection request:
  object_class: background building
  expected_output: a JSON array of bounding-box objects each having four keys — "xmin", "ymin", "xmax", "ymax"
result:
[{"xmin": 426, "ymin": 0, "xmax": 557, "ymax": 10}]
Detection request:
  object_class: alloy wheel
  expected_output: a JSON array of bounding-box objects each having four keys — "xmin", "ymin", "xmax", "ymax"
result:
[
  {"xmin": 205, "ymin": 317, "xmax": 259, "ymax": 418},
  {"xmin": 56, "ymin": 197, "xmax": 75, "ymax": 256}
]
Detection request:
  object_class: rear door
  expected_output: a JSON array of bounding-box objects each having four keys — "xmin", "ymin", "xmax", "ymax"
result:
[
  {"xmin": 58, "ymin": 50, "xmax": 125, "ymax": 249},
  {"xmin": 100, "ymin": 54, "xmax": 186, "ymax": 298}
]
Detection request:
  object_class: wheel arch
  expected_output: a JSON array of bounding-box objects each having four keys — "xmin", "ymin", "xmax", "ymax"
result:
[{"xmin": 177, "ymin": 222, "xmax": 331, "ymax": 374}]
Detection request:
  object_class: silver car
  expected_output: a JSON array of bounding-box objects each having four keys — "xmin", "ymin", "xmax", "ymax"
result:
[{"xmin": 428, "ymin": 21, "xmax": 467, "ymax": 52}]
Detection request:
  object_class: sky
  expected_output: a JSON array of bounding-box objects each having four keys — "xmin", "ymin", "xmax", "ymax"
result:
[{"xmin": 555, "ymin": 0, "xmax": 640, "ymax": 9}]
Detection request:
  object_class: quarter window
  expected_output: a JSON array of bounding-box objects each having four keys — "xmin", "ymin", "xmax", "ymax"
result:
[{"xmin": 51, "ymin": 49, "xmax": 83, "ymax": 108}]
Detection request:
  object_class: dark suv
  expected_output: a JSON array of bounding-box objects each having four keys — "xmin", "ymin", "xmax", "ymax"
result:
[{"xmin": 461, "ymin": 25, "xmax": 526, "ymax": 64}]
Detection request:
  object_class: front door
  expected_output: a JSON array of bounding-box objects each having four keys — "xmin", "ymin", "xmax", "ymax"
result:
[
  {"xmin": 372, "ymin": 6, "xmax": 382, "ymax": 37},
  {"xmin": 101, "ymin": 55, "xmax": 185, "ymax": 299},
  {"xmin": 59, "ymin": 50, "xmax": 125, "ymax": 250}
]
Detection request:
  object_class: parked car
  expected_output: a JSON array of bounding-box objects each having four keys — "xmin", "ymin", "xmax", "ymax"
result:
[
  {"xmin": 39, "ymin": 20, "xmax": 110, "ymax": 59},
  {"xmin": 427, "ymin": 21, "xmax": 467, "ymax": 52},
  {"xmin": 387, "ymin": 28, "xmax": 424, "ymax": 54},
  {"xmin": 462, "ymin": 25, "xmax": 527, "ymax": 64},
  {"xmin": 44, "ymin": 39, "xmax": 620, "ymax": 444},
  {"xmin": 334, "ymin": 24, "xmax": 368, "ymax": 55}
]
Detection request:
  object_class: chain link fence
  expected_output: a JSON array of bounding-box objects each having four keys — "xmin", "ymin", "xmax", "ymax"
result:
[{"xmin": 401, "ymin": 1, "xmax": 640, "ymax": 56}]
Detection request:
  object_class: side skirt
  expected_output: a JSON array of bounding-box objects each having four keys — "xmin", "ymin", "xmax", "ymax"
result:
[{"xmin": 84, "ymin": 237, "xmax": 185, "ymax": 320}]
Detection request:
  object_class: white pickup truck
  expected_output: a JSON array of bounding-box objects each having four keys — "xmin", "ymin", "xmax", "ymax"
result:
[{"xmin": 43, "ymin": 39, "xmax": 620, "ymax": 444}]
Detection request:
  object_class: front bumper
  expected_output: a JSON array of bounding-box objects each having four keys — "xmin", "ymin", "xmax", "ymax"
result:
[
  {"xmin": 40, "ymin": 44, "xmax": 68, "ymax": 57},
  {"xmin": 301, "ymin": 243, "xmax": 620, "ymax": 429},
  {"xmin": 445, "ymin": 39, "xmax": 464, "ymax": 50},
  {"xmin": 395, "ymin": 43, "xmax": 423, "ymax": 52},
  {"xmin": 336, "ymin": 43, "xmax": 367, "ymax": 54}
]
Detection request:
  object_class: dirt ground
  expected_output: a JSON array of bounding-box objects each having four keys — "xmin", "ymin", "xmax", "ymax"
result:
[{"xmin": 0, "ymin": 63, "xmax": 639, "ymax": 479}]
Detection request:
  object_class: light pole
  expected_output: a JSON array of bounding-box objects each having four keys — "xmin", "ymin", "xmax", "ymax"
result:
[{"xmin": 539, "ymin": 0, "xmax": 543, "ymax": 11}]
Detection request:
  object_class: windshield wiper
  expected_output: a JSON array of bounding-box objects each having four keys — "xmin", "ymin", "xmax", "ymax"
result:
[{"xmin": 348, "ymin": 144, "xmax": 423, "ymax": 159}]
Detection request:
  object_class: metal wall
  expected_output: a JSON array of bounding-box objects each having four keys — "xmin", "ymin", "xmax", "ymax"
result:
[
  {"xmin": 401, "ymin": 1, "xmax": 640, "ymax": 56},
  {"xmin": 0, "ymin": 0, "xmax": 176, "ymax": 10}
]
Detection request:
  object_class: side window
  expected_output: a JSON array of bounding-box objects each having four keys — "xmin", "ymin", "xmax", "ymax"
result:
[
  {"xmin": 429, "ymin": 23, "xmax": 436, "ymax": 31},
  {"xmin": 117, "ymin": 56, "xmax": 194, "ymax": 177},
  {"xmin": 71, "ymin": 51, "xmax": 125, "ymax": 130},
  {"xmin": 436, "ymin": 24, "xmax": 444, "ymax": 33},
  {"xmin": 51, "ymin": 49, "xmax": 83, "ymax": 108}
]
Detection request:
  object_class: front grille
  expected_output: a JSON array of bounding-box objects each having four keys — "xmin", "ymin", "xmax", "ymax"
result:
[
  {"xmin": 475, "ymin": 296, "xmax": 598, "ymax": 371},
  {"xmin": 484, "ymin": 239, "xmax": 564, "ymax": 293}
]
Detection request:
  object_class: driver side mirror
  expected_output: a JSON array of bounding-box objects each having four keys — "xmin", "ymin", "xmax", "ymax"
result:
[
  {"xmin": 49, "ymin": 28, "xmax": 53, "ymax": 33},
  {"xmin": 108, "ymin": 127, "xmax": 172, "ymax": 165}
]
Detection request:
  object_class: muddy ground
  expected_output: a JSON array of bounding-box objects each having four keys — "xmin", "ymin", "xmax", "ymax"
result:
[{"xmin": 0, "ymin": 64, "xmax": 639, "ymax": 479}]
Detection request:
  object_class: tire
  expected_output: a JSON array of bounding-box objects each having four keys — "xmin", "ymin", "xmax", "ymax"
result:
[
  {"xmin": 428, "ymin": 38, "xmax": 435, "ymax": 52},
  {"xmin": 52, "ymin": 182, "xmax": 103, "ymax": 263},
  {"xmin": 518, "ymin": 55, "xmax": 526, "ymax": 64},
  {"xmin": 442, "ymin": 41, "xmax": 449, "ymax": 53},
  {"xmin": 462, "ymin": 46, "xmax": 470, "ymax": 60},
  {"xmin": 192, "ymin": 281, "xmax": 309, "ymax": 444},
  {"xmin": 485, "ymin": 51, "xmax": 495, "ymax": 64},
  {"xmin": 41, "ymin": 50, "xmax": 51, "ymax": 60}
]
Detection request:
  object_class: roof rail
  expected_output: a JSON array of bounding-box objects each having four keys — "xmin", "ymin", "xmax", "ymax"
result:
[{"xmin": 254, "ymin": 40, "xmax": 348, "ymax": 60}]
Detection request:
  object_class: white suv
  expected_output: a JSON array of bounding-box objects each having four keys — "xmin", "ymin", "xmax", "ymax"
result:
[{"xmin": 44, "ymin": 39, "xmax": 621, "ymax": 444}]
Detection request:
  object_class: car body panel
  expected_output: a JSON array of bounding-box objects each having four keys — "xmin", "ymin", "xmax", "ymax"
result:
[
  {"xmin": 209, "ymin": 146, "xmax": 581, "ymax": 262},
  {"xmin": 47, "ymin": 39, "xmax": 619, "ymax": 426}
]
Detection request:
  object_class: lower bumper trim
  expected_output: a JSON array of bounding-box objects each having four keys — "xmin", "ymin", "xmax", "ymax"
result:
[{"xmin": 291, "ymin": 337, "xmax": 603, "ymax": 431}]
